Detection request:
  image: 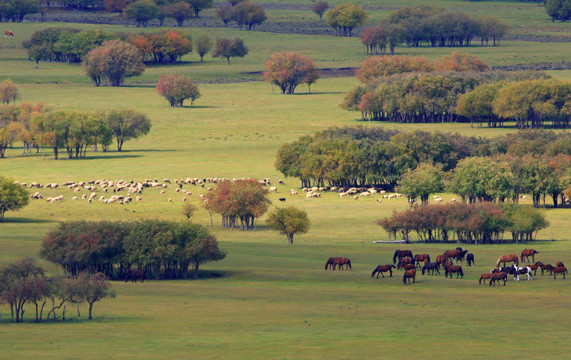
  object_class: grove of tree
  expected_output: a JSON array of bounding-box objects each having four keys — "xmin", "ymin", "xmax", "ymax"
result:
[{"xmin": 83, "ymin": 40, "xmax": 145, "ymax": 86}]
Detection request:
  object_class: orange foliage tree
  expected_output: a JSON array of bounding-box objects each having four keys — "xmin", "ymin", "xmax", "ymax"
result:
[{"xmin": 264, "ymin": 51, "xmax": 319, "ymax": 94}]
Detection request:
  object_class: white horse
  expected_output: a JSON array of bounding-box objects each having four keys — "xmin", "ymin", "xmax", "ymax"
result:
[{"xmin": 512, "ymin": 264, "xmax": 533, "ymax": 281}]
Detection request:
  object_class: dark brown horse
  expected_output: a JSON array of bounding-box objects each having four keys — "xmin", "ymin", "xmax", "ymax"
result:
[
  {"xmin": 371, "ymin": 264, "xmax": 395, "ymax": 278},
  {"xmin": 552, "ymin": 266, "xmax": 567, "ymax": 279},
  {"xmin": 556, "ymin": 261, "xmax": 565, "ymax": 268},
  {"xmin": 333, "ymin": 257, "xmax": 352, "ymax": 271},
  {"xmin": 414, "ymin": 254, "xmax": 430, "ymax": 268},
  {"xmin": 124, "ymin": 268, "xmax": 145, "ymax": 283},
  {"xmin": 489, "ymin": 272, "xmax": 507, "ymax": 286},
  {"xmin": 421, "ymin": 262, "xmax": 440, "ymax": 276},
  {"xmin": 393, "ymin": 249, "xmax": 413, "ymax": 264},
  {"xmin": 443, "ymin": 249, "xmax": 461, "ymax": 262},
  {"xmin": 521, "ymin": 249, "xmax": 539, "ymax": 263},
  {"xmin": 479, "ymin": 273, "xmax": 492, "ymax": 284},
  {"xmin": 539, "ymin": 263, "xmax": 554, "ymax": 275},
  {"xmin": 397, "ymin": 257, "xmax": 414, "ymax": 270},
  {"xmin": 445, "ymin": 264, "xmax": 464, "ymax": 279},
  {"xmin": 402, "ymin": 264, "xmax": 416, "ymax": 271},
  {"xmin": 466, "ymin": 253, "xmax": 475, "ymax": 266},
  {"xmin": 403, "ymin": 269, "xmax": 416, "ymax": 285},
  {"xmin": 435, "ymin": 255, "xmax": 447, "ymax": 269},
  {"xmin": 496, "ymin": 254, "xmax": 519, "ymax": 268},
  {"xmin": 325, "ymin": 257, "xmax": 338, "ymax": 270}
]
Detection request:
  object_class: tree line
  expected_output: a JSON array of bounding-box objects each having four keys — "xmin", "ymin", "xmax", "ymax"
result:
[
  {"xmin": 275, "ymin": 126, "xmax": 571, "ymax": 191},
  {"xmin": 0, "ymin": 258, "xmax": 114, "ymax": 323},
  {"xmin": 40, "ymin": 220, "xmax": 226, "ymax": 280},
  {"xmin": 0, "ymin": 103, "xmax": 151, "ymax": 159},
  {"xmin": 342, "ymin": 54, "xmax": 570, "ymax": 128},
  {"xmin": 377, "ymin": 203, "xmax": 549, "ymax": 244}
]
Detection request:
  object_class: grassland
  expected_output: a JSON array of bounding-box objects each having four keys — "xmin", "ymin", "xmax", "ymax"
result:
[{"xmin": 0, "ymin": 10, "xmax": 570, "ymax": 359}]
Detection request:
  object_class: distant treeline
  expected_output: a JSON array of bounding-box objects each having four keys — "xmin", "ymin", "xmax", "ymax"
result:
[
  {"xmin": 377, "ymin": 203, "xmax": 548, "ymax": 244},
  {"xmin": 23, "ymin": 28, "xmax": 192, "ymax": 65},
  {"xmin": 41, "ymin": 220, "xmax": 226, "ymax": 280},
  {"xmin": 275, "ymin": 127, "xmax": 571, "ymax": 189}
]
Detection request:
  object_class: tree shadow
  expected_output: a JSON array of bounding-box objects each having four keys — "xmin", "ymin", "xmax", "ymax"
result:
[
  {"xmin": 75, "ymin": 154, "xmax": 143, "ymax": 161},
  {"xmin": 4, "ymin": 217, "xmax": 56, "ymax": 224},
  {"xmin": 179, "ymin": 105, "xmax": 216, "ymax": 109}
]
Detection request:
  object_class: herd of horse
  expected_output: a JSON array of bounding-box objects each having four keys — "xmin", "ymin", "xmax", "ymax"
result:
[{"xmin": 326, "ymin": 248, "xmax": 567, "ymax": 286}]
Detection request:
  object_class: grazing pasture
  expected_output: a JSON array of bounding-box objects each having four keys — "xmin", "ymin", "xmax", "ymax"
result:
[{"xmin": 0, "ymin": 12, "xmax": 570, "ymax": 359}]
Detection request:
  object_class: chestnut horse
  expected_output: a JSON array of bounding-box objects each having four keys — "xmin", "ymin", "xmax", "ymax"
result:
[
  {"xmin": 393, "ymin": 250, "xmax": 413, "ymax": 264},
  {"xmin": 445, "ymin": 264, "xmax": 464, "ymax": 279},
  {"xmin": 479, "ymin": 273, "xmax": 493, "ymax": 284},
  {"xmin": 489, "ymin": 272, "xmax": 507, "ymax": 286},
  {"xmin": 421, "ymin": 262, "xmax": 440, "ymax": 276},
  {"xmin": 528, "ymin": 262, "xmax": 543, "ymax": 276},
  {"xmin": 4, "ymin": 30, "xmax": 14, "ymax": 38},
  {"xmin": 435, "ymin": 255, "xmax": 447, "ymax": 269},
  {"xmin": 325, "ymin": 257, "xmax": 338, "ymax": 270},
  {"xmin": 402, "ymin": 264, "xmax": 416, "ymax": 271},
  {"xmin": 414, "ymin": 254, "xmax": 430, "ymax": 268},
  {"xmin": 403, "ymin": 269, "xmax": 416, "ymax": 284},
  {"xmin": 539, "ymin": 263, "xmax": 554, "ymax": 275},
  {"xmin": 371, "ymin": 264, "xmax": 395, "ymax": 278},
  {"xmin": 496, "ymin": 254, "xmax": 519, "ymax": 268},
  {"xmin": 552, "ymin": 266, "xmax": 567, "ymax": 279},
  {"xmin": 443, "ymin": 249, "xmax": 461, "ymax": 262},
  {"xmin": 521, "ymin": 249, "xmax": 539, "ymax": 263},
  {"xmin": 333, "ymin": 257, "xmax": 351, "ymax": 271},
  {"xmin": 397, "ymin": 257, "xmax": 414, "ymax": 270}
]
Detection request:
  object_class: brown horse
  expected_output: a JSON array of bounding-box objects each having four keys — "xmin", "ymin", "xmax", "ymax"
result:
[
  {"xmin": 403, "ymin": 269, "xmax": 416, "ymax": 284},
  {"xmin": 435, "ymin": 255, "xmax": 447, "ymax": 269},
  {"xmin": 556, "ymin": 261, "xmax": 565, "ymax": 268},
  {"xmin": 539, "ymin": 263, "xmax": 554, "ymax": 275},
  {"xmin": 371, "ymin": 264, "xmax": 395, "ymax": 278},
  {"xmin": 479, "ymin": 273, "xmax": 493, "ymax": 284},
  {"xmin": 124, "ymin": 268, "xmax": 145, "ymax": 283},
  {"xmin": 552, "ymin": 266, "xmax": 567, "ymax": 279},
  {"xmin": 325, "ymin": 257, "xmax": 338, "ymax": 270},
  {"xmin": 445, "ymin": 264, "xmax": 464, "ymax": 279},
  {"xmin": 528, "ymin": 262, "xmax": 543, "ymax": 276},
  {"xmin": 496, "ymin": 254, "xmax": 519, "ymax": 268},
  {"xmin": 521, "ymin": 249, "xmax": 539, "ymax": 263},
  {"xmin": 393, "ymin": 249, "xmax": 413, "ymax": 264},
  {"xmin": 414, "ymin": 254, "xmax": 430, "ymax": 268},
  {"xmin": 402, "ymin": 264, "xmax": 416, "ymax": 271},
  {"xmin": 397, "ymin": 257, "xmax": 414, "ymax": 270},
  {"xmin": 489, "ymin": 272, "xmax": 507, "ymax": 286},
  {"xmin": 443, "ymin": 249, "xmax": 462, "ymax": 262},
  {"xmin": 333, "ymin": 257, "xmax": 352, "ymax": 271}
]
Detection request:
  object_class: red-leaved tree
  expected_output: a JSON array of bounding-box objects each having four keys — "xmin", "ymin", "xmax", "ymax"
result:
[
  {"xmin": 264, "ymin": 51, "xmax": 319, "ymax": 94},
  {"xmin": 156, "ymin": 74, "xmax": 201, "ymax": 107}
]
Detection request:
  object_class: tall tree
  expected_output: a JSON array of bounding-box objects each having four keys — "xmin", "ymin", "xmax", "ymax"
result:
[
  {"xmin": 0, "ymin": 258, "xmax": 45, "ymax": 322},
  {"xmin": 397, "ymin": 163, "xmax": 444, "ymax": 206},
  {"xmin": 104, "ymin": 109, "xmax": 151, "ymax": 151},
  {"xmin": 267, "ymin": 207, "xmax": 310, "ymax": 245},
  {"xmin": 195, "ymin": 34, "xmax": 212, "ymax": 62},
  {"xmin": 212, "ymin": 38, "xmax": 248, "ymax": 65}
]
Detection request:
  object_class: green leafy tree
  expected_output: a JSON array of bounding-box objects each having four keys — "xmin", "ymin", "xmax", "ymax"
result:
[
  {"xmin": 124, "ymin": 0, "xmax": 159, "ymax": 27},
  {"xmin": 0, "ymin": 176, "xmax": 29, "ymax": 222},
  {"xmin": 105, "ymin": 109, "xmax": 151, "ymax": 151},
  {"xmin": 186, "ymin": 0, "xmax": 213, "ymax": 17},
  {"xmin": 267, "ymin": 207, "xmax": 310, "ymax": 245},
  {"xmin": 212, "ymin": 38, "xmax": 248, "ymax": 65},
  {"xmin": 66, "ymin": 272, "xmax": 115, "ymax": 320},
  {"xmin": 397, "ymin": 163, "xmax": 444, "ymax": 206},
  {"xmin": 215, "ymin": 4, "xmax": 234, "ymax": 27},
  {"xmin": 195, "ymin": 34, "xmax": 212, "ymax": 62},
  {"xmin": 156, "ymin": 74, "xmax": 201, "ymax": 107},
  {"xmin": 545, "ymin": 0, "xmax": 571, "ymax": 22},
  {"xmin": 0, "ymin": 79, "xmax": 18, "ymax": 105},
  {"xmin": 326, "ymin": 2, "xmax": 368, "ymax": 37},
  {"xmin": 83, "ymin": 40, "xmax": 145, "ymax": 86}
]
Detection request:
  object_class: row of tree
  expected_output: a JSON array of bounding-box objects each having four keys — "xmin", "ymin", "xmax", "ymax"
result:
[
  {"xmin": 275, "ymin": 126, "xmax": 571, "ymax": 189},
  {"xmin": 0, "ymin": 258, "xmax": 114, "ymax": 322},
  {"xmin": 384, "ymin": 6, "xmax": 508, "ymax": 48},
  {"xmin": 0, "ymin": 102, "xmax": 152, "ymax": 159},
  {"xmin": 40, "ymin": 220, "xmax": 226, "ymax": 280},
  {"xmin": 377, "ymin": 203, "xmax": 549, "ymax": 244}
]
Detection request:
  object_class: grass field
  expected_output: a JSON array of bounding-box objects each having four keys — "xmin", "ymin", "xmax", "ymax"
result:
[{"xmin": 0, "ymin": 12, "xmax": 570, "ymax": 360}]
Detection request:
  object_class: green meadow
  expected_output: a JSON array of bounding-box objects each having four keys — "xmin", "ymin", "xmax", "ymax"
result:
[{"xmin": 0, "ymin": 8, "xmax": 570, "ymax": 359}]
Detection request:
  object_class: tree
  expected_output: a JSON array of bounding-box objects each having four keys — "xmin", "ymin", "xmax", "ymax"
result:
[
  {"xmin": 267, "ymin": 207, "xmax": 310, "ymax": 245},
  {"xmin": 104, "ymin": 109, "xmax": 151, "ymax": 151},
  {"xmin": 182, "ymin": 203, "xmax": 197, "ymax": 221},
  {"xmin": 83, "ymin": 40, "xmax": 145, "ymax": 86},
  {"xmin": 195, "ymin": 34, "xmax": 212, "ymax": 62},
  {"xmin": 67, "ymin": 272, "xmax": 115, "ymax": 320},
  {"xmin": 312, "ymin": 1, "xmax": 329, "ymax": 20},
  {"xmin": 215, "ymin": 4, "xmax": 234, "ymax": 27},
  {"xmin": 434, "ymin": 51, "xmax": 488, "ymax": 72},
  {"xmin": 186, "ymin": 0, "xmax": 213, "ymax": 17},
  {"xmin": 156, "ymin": 74, "xmax": 201, "ymax": 107},
  {"xmin": 232, "ymin": 2, "xmax": 267, "ymax": 30},
  {"xmin": 545, "ymin": 0, "xmax": 571, "ymax": 22},
  {"xmin": 0, "ymin": 79, "xmax": 18, "ymax": 105},
  {"xmin": 264, "ymin": 51, "xmax": 319, "ymax": 94},
  {"xmin": 185, "ymin": 235, "xmax": 226, "ymax": 279},
  {"xmin": 355, "ymin": 55, "xmax": 433, "ymax": 83},
  {"xmin": 124, "ymin": 0, "xmax": 158, "ymax": 27},
  {"xmin": 0, "ymin": 258, "xmax": 45, "ymax": 323},
  {"xmin": 326, "ymin": 3, "xmax": 368, "ymax": 37},
  {"xmin": 164, "ymin": 1, "xmax": 194, "ymax": 27},
  {"xmin": 0, "ymin": 176, "xmax": 29, "ymax": 222},
  {"xmin": 397, "ymin": 163, "xmax": 444, "ymax": 207},
  {"xmin": 212, "ymin": 38, "xmax": 248, "ymax": 65},
  {"xmin": 0, "ymin": 0, "xmax": 39, "ymax": 22}
]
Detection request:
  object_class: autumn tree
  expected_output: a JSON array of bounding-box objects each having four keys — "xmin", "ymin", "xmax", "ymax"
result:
[
  {"xmin": 0, "ymin": 258, "xmax": 45, "ymax": 323},
  {"xmin": 182, "ymin": 203, "xmax": 197, "ymax": 221},
  {"xmin": 355, "ymin": 55, "xmax": 433, "ymax": 83},
  {"xmin": 195, "ymin": 34, "xmax": 212, "ymax": 62},
  {"xmin": 434, "ymin": 51, "xmax": 489, "ymax": 72},
  {"xmin": 231, "ymin": 2, "xmax": 267, "ymax": 30},
  {"xmin": 397, "ymin": 163, "xmax": 444, "ymax": 206},
  {"xmin": 124, "ymin": 0, "xmax": 158, "ymax": 27},
  {"xmin": 0, "ymin": 80, "xmax": 18, "ymax": 105},
  {"xmin": 83, "ymin": 40, "xmax": 145, "ymax": 86},
  {"xmin": 456, "ymin": 83, "xmax": 504, "ymax": 127},
  {"xmin": 156, "ymin": 74, "xmax": 201, "ymax": 107},
  {"xmin": 264, "ymin": 51, "xmax": 319, "ymax": 94},
  {"xmin": 326, "ymin": 3, "xmax": 368, "ymax": 37},
  {"xmin": 477, "ymin": 16, "xmax": 509, "ymax": 46},
  {"xmin": 127, "ymin": 31, "xmax": 192, "ymax": 64},
  {"xmin": 104, "ymin": 109, "xmax": 151, "ymax": 151},
  {"xmin": 216, "ymin": 4, "xmax": 234, "ymax": 26},
  {"xmin": 212, "ymin": 38, "xmax": 248, "ymax": 65},
  {"xmin": 0, "ymin": 176, "xmax": 29, "ymax": 222},
  {"xmin": 267, "ymin": 206, "xmax": 310, "ymax": 245},
  {"xmin": 164, "ymin": 1, "xmax": 194, "ymax": 26},
  {"xmin": 312, "ymin": 1, "xmax": 329, "ymax": 20}
]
